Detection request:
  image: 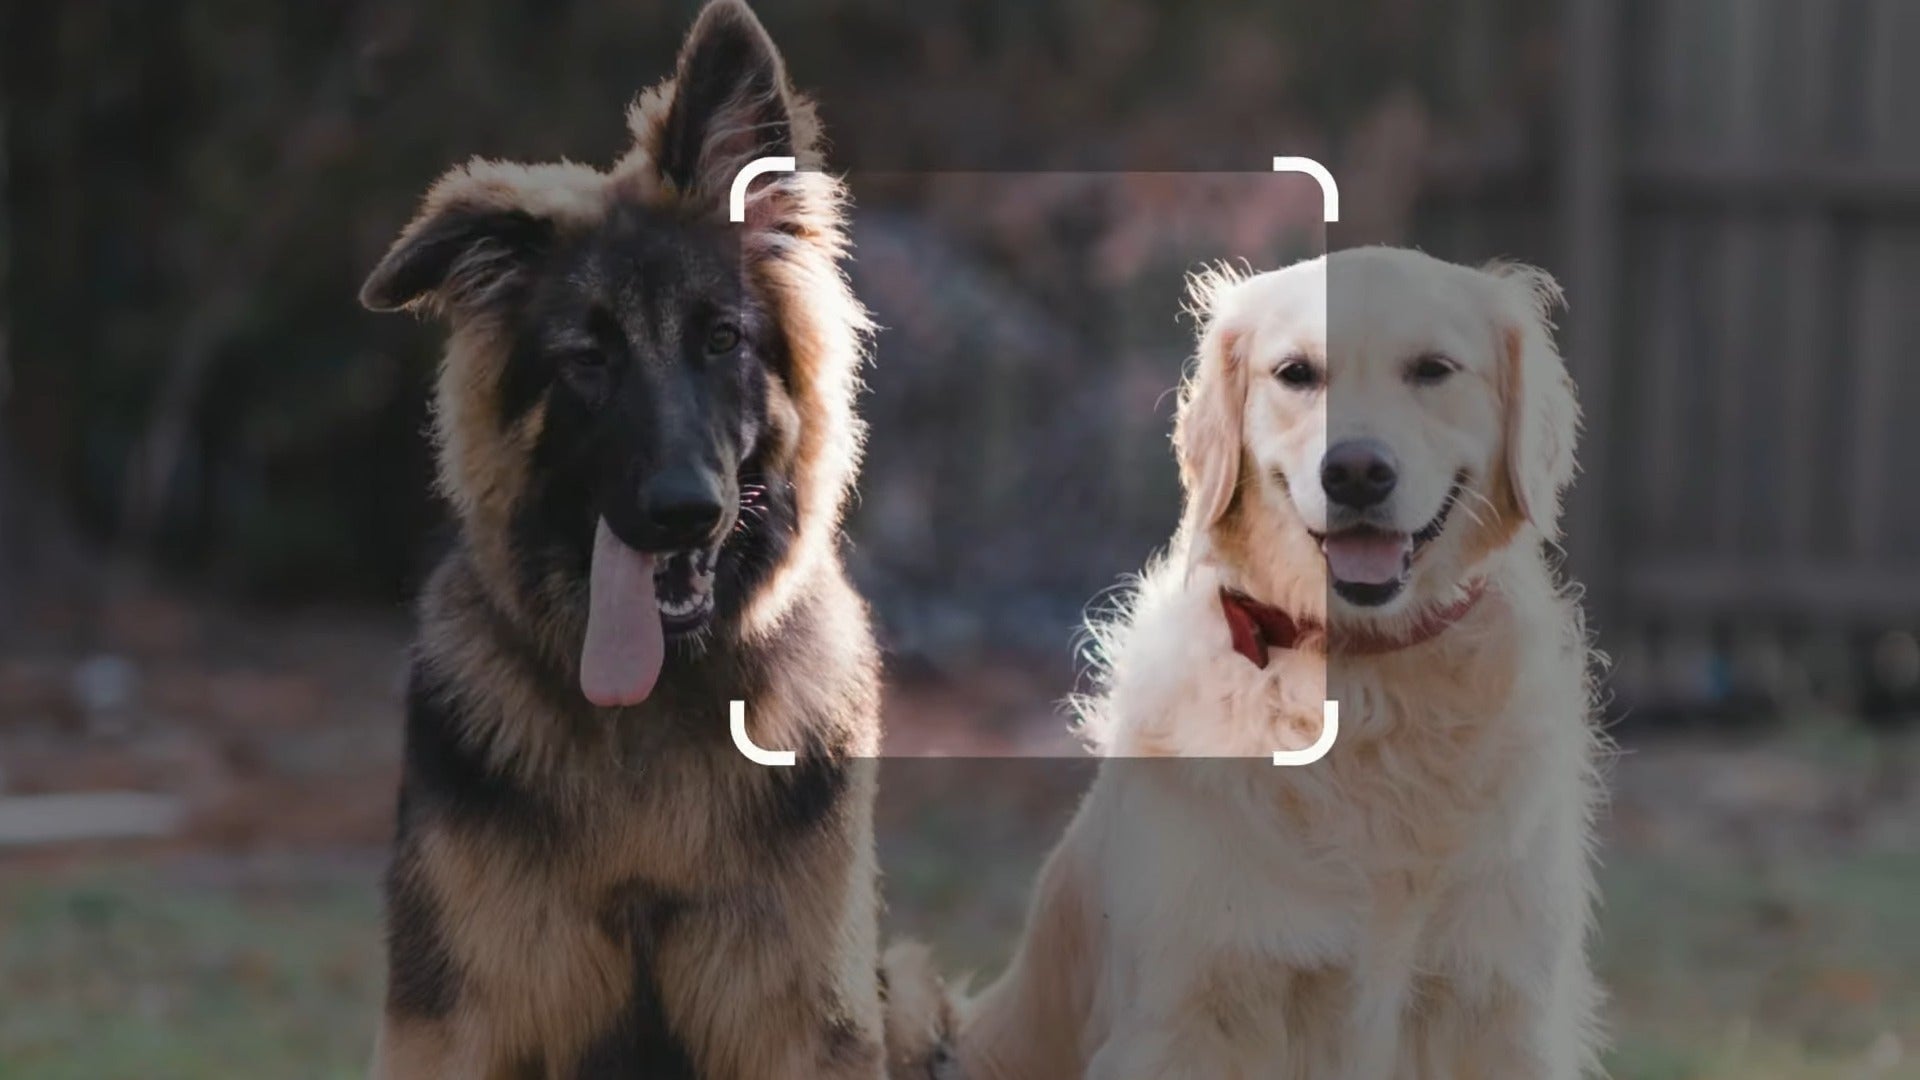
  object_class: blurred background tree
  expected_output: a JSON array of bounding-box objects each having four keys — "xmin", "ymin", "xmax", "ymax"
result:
[{"xmin": 2, "ymin": 0, "xmax": 1554, "ymax": 633}]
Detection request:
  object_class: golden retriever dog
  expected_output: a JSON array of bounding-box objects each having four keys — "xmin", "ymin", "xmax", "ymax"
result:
[{"xmin": 959, "ymin": 247, "xmax": 1603, "ymax": 1078}]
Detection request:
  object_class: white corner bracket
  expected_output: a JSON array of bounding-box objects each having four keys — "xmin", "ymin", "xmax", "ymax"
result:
[
  {"xmin": 1273, "ymin": 700, "xmax": 1340, "ymax": 767},
  {"xmin": 729, "ymin": 156, "xmax": 799, "ymax": 224},
  {"xmin": 731, "ymin": 699, "xmax": 796, "ymax": 767},
  {"xmin": 1273, "ymin": 156, "xmax": 1340, "ymax": 224},
  {"xmin": 1266, "ymin": 153, "xmax": 1337, "ymax": 767}
]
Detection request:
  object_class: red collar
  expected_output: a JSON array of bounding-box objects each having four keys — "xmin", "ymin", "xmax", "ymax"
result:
[
  {"xmin": 1218, "ymin": 581, "xmax": 1488, "ymax": 667},
  {"xmin": 1219, "ymin": 587, "xmax": 1321, "ymax": 668}
]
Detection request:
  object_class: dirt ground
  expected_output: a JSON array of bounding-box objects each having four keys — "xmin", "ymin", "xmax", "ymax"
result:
[{"xmin": 3, "ymin": 585, "xmax": 1918, "ymax": 1079}]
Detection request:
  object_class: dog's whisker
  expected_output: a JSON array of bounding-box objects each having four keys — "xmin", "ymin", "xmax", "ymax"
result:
[{"xmin": 1455, "ymin": 487, "xmax": 1501, "ymax": 529}]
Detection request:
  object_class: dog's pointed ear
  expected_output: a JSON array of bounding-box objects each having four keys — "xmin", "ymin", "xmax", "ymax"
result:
[
  {"xmin": 657, "ymin": 0, "xmax": 808, "ymax": 201},
  {"xmin": 1175, "ymin": 268, "xmax": 1251, "ymax": 530},
  {"xmin": 360, "ymin": 161, "xmax": 568, "ymax": 316},
  {"xmin": 1488, "ymin": 262, "xmax": 1579, "ymax": 538}
]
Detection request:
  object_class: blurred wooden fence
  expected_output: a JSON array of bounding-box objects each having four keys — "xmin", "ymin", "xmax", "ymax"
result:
[{"xmin": 1420, "ymin": 0, "xmax": 1920, "ymax": 714}]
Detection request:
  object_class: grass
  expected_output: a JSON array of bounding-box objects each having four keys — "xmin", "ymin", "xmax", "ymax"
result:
[
  {"xmin": 1596, "ymin": 851, "xmax": 1920, "ymax": 1079},
  {"xmin": 0, "ymin": 866, "xmax": 380, "ymax": 1080},
  {"xmin": 3, "ymin": 846, "xmax": 1917, "ymax": 1078}
]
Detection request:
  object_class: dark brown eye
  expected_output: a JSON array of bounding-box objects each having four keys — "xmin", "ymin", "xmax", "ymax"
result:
[
  {"xmin": 555, "ymin": 348, "xmax": 610, "ymax": 403},
  {"xmin": 1409, "ymin": 353, "xmax": 1457, "ymax": 385},
  {"xmin": 1275, "ymin": 358, "xmax": 1320, "ymax": 390},
  {"xmin": 705, "ymin": 322, "xmax": 741, "ymax": 354}
]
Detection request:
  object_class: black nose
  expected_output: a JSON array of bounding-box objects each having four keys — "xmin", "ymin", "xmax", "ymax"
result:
[
  {"xmin": 641, "ymin": 467, "xmax": 726, "ymax": 548},
  {"xmin": 1321, "ymin": 438, "xmax": 1399, "ymax": 509}
]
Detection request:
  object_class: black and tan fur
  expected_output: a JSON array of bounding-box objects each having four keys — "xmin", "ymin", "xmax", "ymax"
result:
[{"xmin": 359, "ymin": 3, "xmax": 950, "ymax": 1076}]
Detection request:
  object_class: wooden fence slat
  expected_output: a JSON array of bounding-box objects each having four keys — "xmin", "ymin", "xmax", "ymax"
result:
[
  {"xmin": 1846, "ymin": 0, "xmax": 1904, "ymax": 560},
  {"xmin": 1778, "ymin": 0, "xmax": 1840, "ymax": 559},
  {"xmin": 1627, "ymin": 562, "xmax": 1920, "ymax": 622},
  {"xmin": 1560, "ymin": 0, "xmax": 1623, "ymax": 634},
  {"xmin": 1711, "ymin": 0, "xmax": 1765, "ymax": 554}
]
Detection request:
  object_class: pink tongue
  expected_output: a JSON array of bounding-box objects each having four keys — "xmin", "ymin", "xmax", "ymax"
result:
[
  {"xmin": 1323, "ymin": 531, "xmax": 1413, "ymax": 586},
  {"xmin": 580, "ymin": 519, "xmax": 665, "ymax": 708}
]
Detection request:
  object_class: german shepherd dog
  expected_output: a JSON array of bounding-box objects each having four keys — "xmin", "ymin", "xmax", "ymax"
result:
[{"xmin": 358, "ymin": 3, "xmax": 949, "ymax": 1075}]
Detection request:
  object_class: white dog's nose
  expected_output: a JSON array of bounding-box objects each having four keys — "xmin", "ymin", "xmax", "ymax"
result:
[{"xmin": 1321, "ymin": 438, "xmax": 1398, "ymax": 509}]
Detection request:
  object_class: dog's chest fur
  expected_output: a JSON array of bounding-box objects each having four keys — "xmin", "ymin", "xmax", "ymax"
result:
[
  {"xmin": 381, "ymin": 554, "xmax": 884, "ymax": 1077},
  {"xmin": 1088, "ymin": 558, "xmax": 1596, "ymax": 1074}
]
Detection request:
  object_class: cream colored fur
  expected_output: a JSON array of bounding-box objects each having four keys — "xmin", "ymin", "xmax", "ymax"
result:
[{"xmin": 961, "ymin": 247, "xmax": 1605, "ymax": 1079}]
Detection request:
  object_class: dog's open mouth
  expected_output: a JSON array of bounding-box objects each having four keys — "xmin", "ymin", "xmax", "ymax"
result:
[
  {"xmin": 579, "ymin": 519, "xmax": 722, "ymax": 709},
  {"xmin": 653, "ymin": 546, "xmax": 718, "ymax": 632},
  {"xmin": 1317, "ymin": 481, "xmax": 1460, "ymax": 608}
]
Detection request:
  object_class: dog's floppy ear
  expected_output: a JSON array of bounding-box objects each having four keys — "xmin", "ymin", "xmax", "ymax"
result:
[
  {"xmin": 657, "ymin": 1, "xmax": 809, "ymax": 203},
  {"xmin": 361, "ymin": 160, "xmax": 599, "ymax": 315},
  {"xmin": 1175, "ymin": 268, "xmax": 1250, "ymax": 530},
  {"xmin": 1487, "ymin": 262, "xmax": 1579, "ymax": 537}
]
